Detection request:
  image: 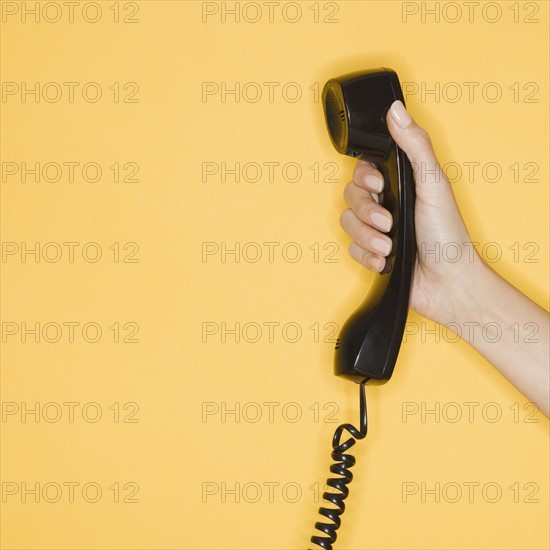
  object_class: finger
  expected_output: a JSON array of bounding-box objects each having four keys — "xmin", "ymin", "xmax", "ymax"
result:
[
  {"xmin": 343, "ymin": 181, "xmax": 393, "ymax": 232},
  {"xmin": 340, "ymin": 209, "xmax": 393, "ymax": 257},
  {"xmin": 386, "ymin": 100, "xmax": 438, "ymax": 171},
  {"xmin": 353, "ymin": 161, "xmax": 384, "ymax": 194},
  {"xmin": 349, "ymin": 242, "xmax": 386, "ymax": 273},
  {"xmin": 386, "ymin": 100, "xmax": 461, "ymax": 210},
  {"xmin": 386, "ymin": 100, "xmax": 452, "ymax": 192}
]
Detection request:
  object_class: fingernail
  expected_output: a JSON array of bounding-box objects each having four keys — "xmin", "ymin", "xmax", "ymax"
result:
[
  {"xmin": 371, "ymin": 212, "xmax": 392, "ymax": 232},
  {"xmin": 365, "ymin": 175, "xmax": 383, "ymax": 193},
  {"xmin": 369, "ymin": 257, "xmax": 384, "ymax": 272},
  {"xmin": 372, "ymin": 237, "xmax": 392, "ymax": 256},
  {"xmin": 390, "ymin": 100, "xmax": 412, "ymax": 128}
]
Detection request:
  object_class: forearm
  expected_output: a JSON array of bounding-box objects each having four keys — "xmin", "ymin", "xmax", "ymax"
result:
[{"xmin": 435, "ymin": 260, "xmax": 550, "ymax": 418}]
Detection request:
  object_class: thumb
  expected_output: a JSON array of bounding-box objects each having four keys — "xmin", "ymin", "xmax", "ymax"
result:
[
  {"xmin": 386, "ymin": 100, "xmax": 447, "ymax": 198},
  {"xmin": 386, "ymin": 100, "xmax": 472, "ymax": 251}
]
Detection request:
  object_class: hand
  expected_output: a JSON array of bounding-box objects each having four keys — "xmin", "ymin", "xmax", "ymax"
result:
[{"xmin": 339, "ymin": 100, "xmax": 483, "ymax": 325}]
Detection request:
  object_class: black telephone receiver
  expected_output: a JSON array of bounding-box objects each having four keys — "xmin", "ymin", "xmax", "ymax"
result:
[
  {"xmin": 309, "ymin": 69, "xmax": 416, "ymax": 549},
  {"xmin": 323, "ymin": 68, "xmax": 416, "ymax": 383}
]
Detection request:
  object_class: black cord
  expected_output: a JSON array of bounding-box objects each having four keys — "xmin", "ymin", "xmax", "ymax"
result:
[{"xmin": 310, "ymin": 378, "xmax": 369, "ymax": 550}]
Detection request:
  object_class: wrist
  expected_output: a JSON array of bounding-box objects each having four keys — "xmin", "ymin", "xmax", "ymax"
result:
[{"xmin": 430, "ymin": 254, "xmax": 492, "ymax": 330}]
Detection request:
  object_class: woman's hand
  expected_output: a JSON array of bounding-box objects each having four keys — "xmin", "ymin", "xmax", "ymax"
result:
[{"xmin": 340, "ymin": 100, "xmax": 483, "ymax": 325}]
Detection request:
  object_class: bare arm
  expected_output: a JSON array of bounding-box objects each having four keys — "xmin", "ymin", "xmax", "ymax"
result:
[{"xmin": 437, "ymin": 256, "xmax": 550, "ymax": 417}]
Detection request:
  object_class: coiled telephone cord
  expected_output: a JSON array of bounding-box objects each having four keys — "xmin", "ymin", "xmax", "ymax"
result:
[{"xmin": 310, "ymin": 378, "xmax": 369, "ymax": 550}]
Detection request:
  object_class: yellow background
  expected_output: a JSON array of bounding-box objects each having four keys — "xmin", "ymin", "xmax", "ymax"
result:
[{"xmin": 1, "ymin": 1, "xmax": 548, "ymax": 549}]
